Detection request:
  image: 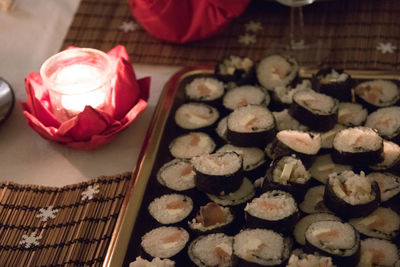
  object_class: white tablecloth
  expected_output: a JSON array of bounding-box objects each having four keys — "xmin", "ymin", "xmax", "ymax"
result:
[{"xmin": 0, "ymin": 0, "xmax": 180, "ymax": 186}]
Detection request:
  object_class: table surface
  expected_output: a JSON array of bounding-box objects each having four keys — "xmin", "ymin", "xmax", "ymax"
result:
[{"xmin": 0, "ymin": 0, "xmax": 180, "ymax": 187}]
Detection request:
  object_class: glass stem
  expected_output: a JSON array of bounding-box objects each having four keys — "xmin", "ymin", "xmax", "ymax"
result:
[{"xmin": 289, "ymin": 6, "xmax": 305, "ymax": 49}]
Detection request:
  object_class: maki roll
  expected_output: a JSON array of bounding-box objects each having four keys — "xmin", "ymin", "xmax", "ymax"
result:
[
  {"xmin": 272, "ymin": 80, "xmax": 312, "ymax": 110},
  {"xmin": 215, "ymin": 55, "xmax": 256, "ymax": 86},
  {"xmin": 188, "ymin": 233, "xmax": 233, "ymax": 267},
  {"xmin": 184, "ymin": 77, "xmax": 225, "ymax": 105},
  {"xmin": 365, "ymin": 106, "xmax": 400, "ymax": 144},
  {"xmin": 233, "ymin": 228, "xmax": 292, "ymax": 266},
  {"xmin": 215, "ymin": 116, "xmax": 228, "ymax": 144},
  {"xmin": 369, "ymin": 140, "xmax": 400, "ymax": 176},
  {"xmin": 332, "ymin": 126, "xmax": 383, "ymax": 166},
  {"xmin": 188, "ymin": 202, "xmax": 235, "ymax": 235},
  {"xmin": 354, "ymin": 79, "xmax": 400, "ymax": 111},
  {"xmin": 157, "ymin": 159, "xmax": 196, "ymax": 193},
  {"xmin": 289, "ymin": 89, "xmax": 339, "ymax": 132},
  {"xmin": 349, "ymin": 207, "xmax": 400, "ymax": 241},
  {"xmin": 244, "ymin": 190, "xmax": 300, "ymax": 233},
  {"xmin": 272, "ymin": 109, "xmax": 308, "ymax": 131},
  {"xmin": 193, "ymin": 152, "xmax": 243, "ymax": 195},
  {"xmin": 299, "ymin": 185, "xmax": 331, "ymax": 214},
  {"xmin": 148, "ymin": 194, "xmax": 193, "ymax": 225},
  {"xmin": 174, "ymin": 102, "xmax": 219, "ymax": 132},
  {"xmin": 324, "ymin": 170, "xmax": 380, "ymax": 218},
  {"xmin": 257, "ymin": 54, "xmax": 299, "ymax": 91},
  {"xmin": 207, "ymin": 178, "xmax": 255, "ymax": 207},
  {"xmin": 286, "ymin": 249, "xmax": 335, "ymax": 267},
  {"xmin": 338, "ymin": 102, "xmax": 368, "ymax": 127},
  {"xmin": 358, "ymin": 238, "xmax": 399, "ymax": 267},
  {"xmin": 169, "ymin": 132, "xmax": 216, "ymax": 159},
  {"xmin": 304, "ymin": 220, "xmax": 360, "ymax": 266},
  {"xmin": 222, "ymin": 85, "xmax": 270, "ymax": 112},
  {"xmin": 129, "ymin": 257, "xmax": 175, "ymax": 267},
  {"xmin": 367, "ymin": 172, "xmax": 400, "ymax": 205},
  {"xmin": 312, "ymin": 67, "xmax": 353, "ymax": 101},
  {"xmin": 309, "ymin": 154, "xmax": 352, "ymax": 185},
  {"xmin": 226, "ymin": 105, "xmax": 276, "ymax": 148}
]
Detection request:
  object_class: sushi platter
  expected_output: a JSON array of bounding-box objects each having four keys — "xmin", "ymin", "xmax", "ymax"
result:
[{"xmin": 107, "ymin": 56, "xmax": 400, "ymax": 267}]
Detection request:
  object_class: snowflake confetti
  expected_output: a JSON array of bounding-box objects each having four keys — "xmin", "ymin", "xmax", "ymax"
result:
[
  {"xmin": 19, "ymin": 232, "xmax": 42, "ymax": 248},
  {"xmin": 377, "ymin": 42, "xmax": 397, "ymax": 54},
  {"xmin": 238, "ymin": 33, "xmax": 256, "ymax": 46},
  {"xmin": 81, "ymin": 184, "xmax": 100, "ymax": 201},
  {"xmin": 36, "ymin": 206, "xmax": 58, "ymax": 222},
  {"xmin": 119, "ymin": 21, "xmax": 139, "ymax": 33},
  {"xmin": 245, "ymin": 21, "xmax": 263, "ymax": 33}
]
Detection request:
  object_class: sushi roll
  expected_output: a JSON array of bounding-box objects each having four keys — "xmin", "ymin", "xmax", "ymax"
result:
[
  {"xmin": 184, "ymin": 77, "xmax": 225, "ymax": 105},
  {"xmin": 272, "ymin": 109, "xmax": 308, "ymax": 132},
  {"xmin": 304, "ymin": 220, "xmax": 360, "ymax": 266},
  {"xmin": 207, "ymin": 178, "xmax": 255, "ymax": 207},
  {"xmin": 365, "ymin": 106, "xmax": 400, "ymax": 144},
  {"xmin": 141, "ymin": 226, "xmax": 190, "ymax": 261},
  {"xmin": 358, "ymin": 238, "xmax": 399, "ymax": 267},
  {"xmin": 286, "ymin": 249, "xmax": 335, "ymax": 267},
  {"xmin": 369, "ymin": 140, "xmax": 400, "ymax": 176},
  {"xmin": 349, "ymin": 207, "xmax": 400, "ymax": 241},
  {"xmin": 193, "ymin": 152, "xmax": 243, "ymax": 195},
  {"xmin": 157, "ymin": 159, "xmax": 196, "ymax": 193},
  {"xmin": 272, "ymin": 79, "xmax": 312, "ymax": 110},
  {"xmin": 188, "ymin": 202, "xmax": 235, "ymax": 235},
  {"xmin": 293, "ymin": 213, "xmax": 340, "ymax": 246},
  {"xmin": 169, "ymin": 132, "xmax": 216, "ymax": 159},
  {"xmin": 332, "ymin": 126, "xmax": 383, "ymax": 166},
  {"xmin": 244, "ymin": 190, "xmax": 300, "ymax": 234},
  {"xmin": 299, "ymin": 185, "xmax": 331, "ymax": 214},
  {"xmin": 256, "ymin": 54, "xmax": 299, "ymax": 91},
  {"xmin": 319, "ymin": 124, "xmax": 346, "ymax": 152},
  {"xmin": 148, "ymin": 194, "xmax": 193, "ymax": 225},
  {"xmin": 324, "ymin": 170, "xmax": 380, "ymax": 218},
  {"xmin": 354, "ymin": 79, "xmax": 400, "ymax": 111},
  {"xmin": 188, "ymin": 233, "xmax": 233, "ymax": 267},
  {"xmin": 215, "ymin": 55, "xmax": 256, "ymax": 86},
  {"xmin": 216, "ymin": 144, "xmax": 267, "ymax": 180},
  {"xmin": 312, "ymin": 67, "xmax": 353, "ymax": 102},
  {"xmin": 289, "ymin": 89, "xmax": 339, "ymax": 132},
  {"xmin": 174, "ymin": 102, "xmax": 219, "ymax": 132},
  {"xmin": 309, "ymin": 154, "xmax": 352, "ymax": 185},
  {"xmin": 215, "ymin": 116, "xmax": 228, "ymax": 144},
  {"xmin": 129, "ymin": 257, "xmax": 175, "ymax": 267},
  {"xmin": 337, "ymin": 102, "xmax": 368, "ymax": 127},
  {"xmin": 226, "ymin": 105, "xmax": 276, "ymax": 148},
  {"xmin": 367, "ymin": 172, "xmax": 400, "ymax": 205},
  {"xmin": 262, "ymin": 155, "xmax": 311, "ymax": 201},
  {"xmin": 222, "ymin": 85, "xmax": 270, "ymax": 112},
  {"xmin": 233, "ymin": 228, "xmax": 292, "ymax": 266}
]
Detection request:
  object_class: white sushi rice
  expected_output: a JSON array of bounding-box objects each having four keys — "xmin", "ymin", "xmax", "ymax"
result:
[
  {"xmin": 273, "ymin": 109, "xmax": 309, "ymax": 131},
  {"xmin": 358, "ymin": 238, "xmax": 399, "ymax": 267},
  {"xmin": 338, "ymin": 102, "xmax": 368, "ymax": 126},
  {"xmin": 309, "ymin": 154, "xmax": 352, "ymax": 184},
  {"xmin": 227, "ymin": 105, "xmax": 274, "ymax": 133},
  {"xmin": 175, "ymin": 103, "xmax": 219, "ymax": 130},
  {"xmin": 217, "ymin": 144, "xmax": 265, "ymax": 171},
  {"xmin": 207, "ymin": 178, "xmax": 255, "ymax": 206},
  {"xmin": 129, "ymin": 257, "xmax": 175, "ymax": 267},
  {"xmin": 370, "ymin": 140, "xmax": 400, "ymax": 171},
  {"xmin": 287, "ymin": 253, "xmax": 335, "ymax": 267},
  {"xmin": 365, "ymin": 106, "xmax": 400, "ymax": 138},
  {"xmin": 215, "ymin": 116, "xmax": 228, "ymax": 141},
  {"xmin": 185, "ymin": 77, "xmax": 225, "ymax": 101},
  {"xmin": 320, "ymin": 124, "xmax": 346, "ymax": 149},
  {"xmin": 355, "ymin": 80, "xmax": 400, "ymax": 106},
  {"xmin": 294, "ymin": 213, "xmax": 340, "ymax": 245},
  {"xmin": 223, "ymin": 85, "xmax": 269, "ymax": 110},
  {"xmin": 148, "ymin": 194, "xmax": 193, "ymax": 224},
  {"xmin": 188, "ymin": 233, "xmax": 233, "ymax": 267},
  {"xmin": 188, "ymin": 205, "xmax": 233, "ymax": 231},
  {"xmin": 141, "ymin": 227, "xmax": 189, "ymax": 259},
  {"xmin": 192, "ymin": 152, "xmax": 241, "ymax": 176},
  {"xmin": 272, "ymin": 155, "xmax": 310, "ymax": 185},
  {"xmin": 367, "ymin": 172, "xmax": 400, "ymax": 202},
  {"xmin": 157, "ymin": 159, "xmax": 196, "ymax": 191},
  {"xmin": 273, "ymin": 80, "xmax": 312, "ymax": 105},
  {"xmin": 350, "ymin": 207, "xmax": 400, "ymax": 240},
  {"xmin": 169, "ymin": 132, "xmax": 215, "ymax": 159},
  {"xmin": 293, "ymin": 90, "xmax": 338, "ymax": 115},
  {"xmin": 245, "ymin": 190, "xmax": 297, "ymax": 220},
  {"xmin": 299, "ymin": 185, "xmax": 331, "ymax": 214},
  {"xmin": 277, "ymin": 130, "xmax": 321, "ymax": 155},
  {"xmin": 333, "ymin": 127, "xmax": 382, "ymax": 153},
  {"xmin": 218, "ymin": 56, "xmax": 254, "ymax": 75}
]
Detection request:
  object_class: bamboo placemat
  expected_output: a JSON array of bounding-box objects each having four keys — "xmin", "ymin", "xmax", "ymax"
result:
[
  {"xmin": 0, "ymin": 173, "xmax": 131, "ymax": 267},
  {"xmin": 62, "ymin": 0, "xmax": 400, "ymax": 70}
]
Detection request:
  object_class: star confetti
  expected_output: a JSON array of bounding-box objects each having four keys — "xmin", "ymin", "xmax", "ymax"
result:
[
  {"xmin": 36, "ymin": 206, "xmax": 58, "ymax": 222},
  {"xmin": 377, "ymin": 42, "xmax": 397, "ymax": 54},
  {"xmin": 119, "ymin": 21, "xmax": 139, "ymax": 33},
  {"xmin": 81, "ymin": 184, "xmax": 100, "ymax": 201},
  {"xmin": 238, "ymin": 33, "xmax": 256, "ymax": 46},
  {"xmin": 245, "ymin": 21, "xmax": 263, "ymax": 33},
  {"xmin": 19, "ymin": 232, "xmax": 42, "ymax": 248}
]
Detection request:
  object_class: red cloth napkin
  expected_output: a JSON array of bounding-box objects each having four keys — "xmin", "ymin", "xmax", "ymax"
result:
[
  {"xmin": 21, "ymin": 45, "xmax": 150, "ymax": 151},
  {"xmin": 129, "ymin": 0, "xmax": 251, "ymax": 43}
]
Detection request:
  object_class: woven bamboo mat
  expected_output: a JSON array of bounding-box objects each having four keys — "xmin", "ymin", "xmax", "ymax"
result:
[
  {"xmin": 0, "ymin": 173, "xmax": 131, "ymax": 267},
  {"xmin": 62, "ymin": 0, "xmax": 400, "ymax": 70}
]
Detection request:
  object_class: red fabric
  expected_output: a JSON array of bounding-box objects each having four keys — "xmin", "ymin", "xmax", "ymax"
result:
[
  {"xmin": 21, "ymin": 45, "xmax": 150, "ymax": 151},
  {"xmin": 129, "ymin": 0, "xmax": 251, "ymax": 43}
]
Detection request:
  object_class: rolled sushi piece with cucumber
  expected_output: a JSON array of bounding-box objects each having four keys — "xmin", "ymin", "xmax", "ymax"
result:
[
  {"xmin": 193, "ymin": 151, "xmax": 243, "ymax": 195},
  {"xmin": 354, "ymin": 79, "xmax": 400, "ymax": 111},
  {"xmin": 365, "ymin": 106, "xmax": 400, "ymax": 144},
  {"xmin": 289, "ymin": 89, "xmax": 339, "ymax": 132},
  {"xmin": 184, "ymin": 76, "xmax": 225, "ymax": 105},
  {"xmin": 369, "ymin": 140, "xmax": 400, "ymax": 176},
  {"xmin": 358, "ymin": 238, "xmax": 399, "ymax": 267},
  {"xmin": 304, "ymin": 220, "xmax": 360, "ymax": 266},
  {"xmin": 233, "ymin": 228, "xmax": 292, "ymax": 267},
  {"xmin": 324, "ymin": 170, "xmax": 380, "ymax": 218},
  {"xmin": 312, "ymin": 67, "xmax": 353, "ymax": 102},
  {"xmin": 215, "ymin": 55, "xmax": 256, "ymax": 86},
  {"xmin": 174, "ymin": 102, "xmax": 219, "ymax": 132},
  {"xmin": 226, "ymin": 105, "xmax": 276, "ymax": 148},
  {"xmin": 244, "ymin": 190, "xmax": 300, "ymax": 234}
]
